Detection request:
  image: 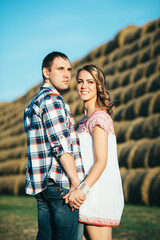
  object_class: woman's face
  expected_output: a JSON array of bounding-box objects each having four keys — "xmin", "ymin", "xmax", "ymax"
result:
[{"xmin": 77, "ymin": 70, "xmax": 97, "ymax": 103}]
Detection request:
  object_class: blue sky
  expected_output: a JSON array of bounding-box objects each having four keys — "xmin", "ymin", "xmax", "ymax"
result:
[{"xmin": 1, "ymin": 0, "xmax": 160, "ymax": 102}]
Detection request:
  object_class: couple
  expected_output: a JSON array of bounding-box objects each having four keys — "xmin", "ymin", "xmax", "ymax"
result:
[{"xmin": 24, "ymin": 51, "xmax": 124, "ymax": 240}]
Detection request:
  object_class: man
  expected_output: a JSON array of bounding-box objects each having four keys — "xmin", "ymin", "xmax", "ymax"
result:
[{"xmin": 24, "ymin": 51, "xmax": 85, "ymax": 240}]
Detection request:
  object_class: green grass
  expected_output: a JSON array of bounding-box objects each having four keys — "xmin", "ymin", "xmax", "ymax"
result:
[{"xmin": 0, "ymin": 195, "xmax": 159, "ymax": 240}]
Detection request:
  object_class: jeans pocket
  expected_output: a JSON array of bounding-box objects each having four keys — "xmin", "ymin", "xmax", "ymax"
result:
[{"xmin": 44, "ymin": 183, "xmax": 67, "ymax": 201}]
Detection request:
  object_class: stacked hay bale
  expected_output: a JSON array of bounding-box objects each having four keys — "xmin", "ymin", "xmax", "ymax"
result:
[{"xmin": 0, "ymin": 18, "xmax": 160, "ymax": 205}]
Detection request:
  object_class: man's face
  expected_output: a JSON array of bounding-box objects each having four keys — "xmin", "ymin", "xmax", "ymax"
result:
[{"xmin": 43, "ymin": 57, "xmax": 72, "ymax": 91}]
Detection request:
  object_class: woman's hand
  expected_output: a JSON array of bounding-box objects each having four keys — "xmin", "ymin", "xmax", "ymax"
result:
[{"xmin": 63, "ymin": 189, "xmax": 86, "ymax": 210}]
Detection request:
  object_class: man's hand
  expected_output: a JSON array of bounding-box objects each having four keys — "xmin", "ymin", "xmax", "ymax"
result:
[{"xmin": 63, "ymin": 189, "xmax": 86, "ymax": 210}]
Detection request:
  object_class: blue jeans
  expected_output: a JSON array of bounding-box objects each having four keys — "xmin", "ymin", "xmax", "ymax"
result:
[{"xmin": 35, "ymin": 179, "xmax": 79, "ymax": 240}]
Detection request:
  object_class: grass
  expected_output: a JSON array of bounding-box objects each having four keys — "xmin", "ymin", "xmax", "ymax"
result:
[{"xmin": 0, "ymin": 195, "xmax": 160, "ymax": 240}]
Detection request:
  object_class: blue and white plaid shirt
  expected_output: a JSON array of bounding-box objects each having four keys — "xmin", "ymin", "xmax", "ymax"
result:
[{"xmin": 24, "ymin": 83, "xmax": 85, "ymax": 195}]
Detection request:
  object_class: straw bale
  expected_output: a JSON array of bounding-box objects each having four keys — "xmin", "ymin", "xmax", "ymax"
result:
[
  {"xmin": 125, "ymin": 168, "xmax": 147, "ymax": 204},
  {"xmin": 111, "ymin": 88, "xmax": 122, "ymax": 106},
  {"xmin": 142, "ymin": 114, "xmax": 160, "ymax": 139},
  {"xmin": 0, "ymin": 174, "xmax": 25, "ymax": 195},
  {"xmin": 134, "ymin": 92, "xmax": 153, "ymax": 117},
  {"xmin": 141, "ymin": 167, "xmax": 160, "ymax": 205},
  {"xmin": 122, "ymin": 101, "xmax": 136, "ymax": 120},
  {"xmin": 63, "ymin": 90, "xmax": 79, "ymax": 104},
  {"xmin": 130, "ymin": 66, "xmax": 144, "ymax": 83},
  {"xmin": 0, "ymin": 159, "xmax": 27, "ymax": 176},
  {"xmin": 141, "ymin": 20, "xmax": 157, "ymax": 36},
  {"xmin": 152, "ymin": 29, "xmax": 160, "ymax": 43},
  {"xmin": 122, "ymin": 169, "xmax": 136, "ymax": 202},
  {"xmin": 146, "ymin": 73, "xmax": 160, "ymax": 92},
  {"xmin": 0, "ymin": 133, "xmax": 26, "ymax": 150},
  {"xmin": 112, "ymin": 105, "xmax": 125, "ymax": 121},
  {"xmin": 115, "ymin": 122, "xmax": 130, "ymax": 143},
  {"xmin": 149, "ymin": 171, "xmax": 160, "ymax": 206},
  {"xmin": 139, "ymin": 35, "xmax": 151, "ymax": 49},
  {"xmin": 148, "ymin": 138, "xmax": 160, "ymax": 167},
  {"xmin": 74, "ymin": 101, "xmax": 84, "ymax": 116},
  {"xmin": 152, "ymin": 41, "xmax": 160, "ymax": 58},
  {"xmin": 148, "ymin": 90, "xmax": 160, "ymax": 114},
  {"xmin": 125, "ymin": 118, "xmax": 144, "ymax": 141},
  {"xmin": 145, "ymin": 60, "xmax": 157, "ymax": 77},
  {"xmin": 118, "ymin": 141, "xmax": 135, "ymax": 167},
  {"xmin": 127, "ymin": 139, "xmax": 151, "ymax": 168},
  {"xmin": 104, "ymin": 39, "xmax": 118, "ymax": 55},
  {"xmin": 139, "ymin": 48, "xmax": 151, "ymax": 64},
  {"xmin": 0, "ymin": 123, "xmax": 24, "ymax": 138},
  {"xmin": 128, "ymin": 54, "xmax": 139, "ymax": 69},
  {"xmin": 124, "ymin": 28, "xmax": 142, "ymax": 45},
  {"xmin": 117, "ymin": 59, "xmax": 128, "ymax": 73},
  {"xmin": 117, "ymin": 25, "xmax": 138, "ymax": 47},
  {"xmin": 0, "ymin": 146, "xmax": 27, "ymax": 162},
  {"xmin": 103, "ymin": 63, "xmax": 116, "ymax": 76}
]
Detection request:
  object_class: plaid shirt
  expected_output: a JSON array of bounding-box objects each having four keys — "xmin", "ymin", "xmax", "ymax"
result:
[{"xmin": 24, "ymin": 83, "xmax": 85, "ymax": 195}]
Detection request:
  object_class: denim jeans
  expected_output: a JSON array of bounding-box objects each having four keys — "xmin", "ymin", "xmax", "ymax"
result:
[
  {"xmin": 77, "ymin": 223, "xmax": 84, "ymax": 240},
  {"xmin": 35, "ymin": 179, "xmax": 79, "ymax": 240}
]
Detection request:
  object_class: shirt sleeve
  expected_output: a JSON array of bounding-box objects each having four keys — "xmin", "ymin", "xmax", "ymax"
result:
[
  {"xmin": 42, "ymin": 95, "xmax": 73, "ymax": 159},
  {"xmin": 88, "ymin": 111, "xmax": 114, "ymax": 135}
]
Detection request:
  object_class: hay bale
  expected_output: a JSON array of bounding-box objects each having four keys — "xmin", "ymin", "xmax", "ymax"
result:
[
  {"xmin": 118, "ymin": 141, "xmax": 135, "ymax": 167},
  {"xmin": 139, "ymin": 35, "xmax": 151, "ymax": 49},
  {"xmin": 141, "ymin": 167, "xmax": 160, "ymax": 205},
  {"xmin": 124, "ymin": 28, "xmax": 142, "ymax": 45},
  {"xmin": 0, "ymin": 175, "xmax": 25, "ymax": 195},
  {"xmin": 125, "ymin": 118, "xmax": 144, "ymax": 141},
  {"xmin": 145, "ymin": 60, "xmax": 157, "ymax": 77},
  {"xmin": 0, "ymin": 159, "xmax": 27, "ymax": 176},
  {"xmin": 152, "ymin": 29, "xmax": 160, "ymax": 43},
  {"xmin": 148, "ymin": 90, "xmax": 160, "ymax": 114},
  {"xmin": 149, "ymin": 171, "xmax": 160, "ymax": 206},
  {"xmin": 146, "ymin": 73, "xmax": 160, "ymax": 92},
  {"xmin": 0, "ymin": 146, "xmax": 27, "ymax": 162},
  {"xmin": 152, "ymin": 41, "xmax": 160, "ymax": 58},
  {"xmin": 142, "ymin": 114, "xmax": 160, "ymax": 139},
  {"xmin": 141, "ymin": 20, "xmax": 157, "ymax": 36},
  {"xmin": 0, "ymin": 133, "xmax": 26, "ymax": 150},
  {"xmin": 117, "ymin": 25, "xmax": 138, "ymax": 47},
  {"xmin": 115, "ymin": 121, "xmax": 130, "ymax": 143},
  {"xmin": 134, "ymin": 93, "xmax": 153, "ymax": 117},
  {"xmin": 148, "ymin": 138, "xmax": 160, "ymax": 167},
  {"xmin": 139, "ymin": 48, "xmax": 151, "ymax": 64},
  {"xmin": 128, "ymin": 54, "xmax": 139, "ymax": 68}
]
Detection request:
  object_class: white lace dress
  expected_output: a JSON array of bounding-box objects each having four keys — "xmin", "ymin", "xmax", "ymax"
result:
[{"xmin": 77, "ymin": 110, "xmax": 124, "ymax": 227}]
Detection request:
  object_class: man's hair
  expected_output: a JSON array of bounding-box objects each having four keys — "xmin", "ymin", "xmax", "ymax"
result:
[{"xmin": 42, "ymin": 51, "xmax": 69, "ymax": 80}]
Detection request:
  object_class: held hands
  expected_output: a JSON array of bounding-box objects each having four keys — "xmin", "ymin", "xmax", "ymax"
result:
[{"xmin": 63, "ymin": 188, "xmax": 86, "ymax": 211}]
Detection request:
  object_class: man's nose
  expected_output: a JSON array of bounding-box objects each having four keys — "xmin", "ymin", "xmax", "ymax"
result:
[{"xmin": 64, "ymin": 70, "xmax": 70, "ymax": 78}]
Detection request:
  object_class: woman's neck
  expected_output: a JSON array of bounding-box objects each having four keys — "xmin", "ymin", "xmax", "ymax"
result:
[{"xmin": 84, "ymin": 101, "xmax": 100, "ymax": 118}]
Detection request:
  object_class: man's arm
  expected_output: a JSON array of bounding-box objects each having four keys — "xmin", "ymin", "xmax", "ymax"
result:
[{"xmin": 42, "ymin": 95, "xmax": 82, "ymax": 189}]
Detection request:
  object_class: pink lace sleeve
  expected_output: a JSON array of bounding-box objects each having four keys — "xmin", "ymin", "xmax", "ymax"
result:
[{"xmin": 87, "ymin": 111, "xmax": 115, "ymax": 135}]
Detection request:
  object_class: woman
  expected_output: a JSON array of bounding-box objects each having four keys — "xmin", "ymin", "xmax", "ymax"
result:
[{"xmin": 65, "ymin": 65, "xmax": 124, "ymax": 240}]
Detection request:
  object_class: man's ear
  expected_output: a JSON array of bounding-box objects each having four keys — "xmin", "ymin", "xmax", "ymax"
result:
[{"xmin": 43, "ymin": 67, "xmax": 49, "ymax": 79}]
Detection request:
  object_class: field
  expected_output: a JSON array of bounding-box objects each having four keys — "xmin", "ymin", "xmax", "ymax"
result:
[{"xmin": 0, "ymin": 195, "xmax": 159, "ymax": 240}]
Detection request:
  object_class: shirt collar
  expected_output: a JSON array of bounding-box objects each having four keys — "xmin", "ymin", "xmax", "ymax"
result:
[{"xmin": 41, "ymin": 82, "xmax": 61, "ymax": 96}]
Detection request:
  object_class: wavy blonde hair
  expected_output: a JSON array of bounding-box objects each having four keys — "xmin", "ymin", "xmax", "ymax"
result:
[{"xmin": 76, "ymin": 64, "xmax": 114, "ymax": 115}]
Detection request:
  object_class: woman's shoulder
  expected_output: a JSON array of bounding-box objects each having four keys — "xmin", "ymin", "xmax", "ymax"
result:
[
  {"xmin": 87, "ymin": 110, "xmax": 114, "ymax": 135},
  {"xmin": 89, "ymin": 109, "xmax": 113, "ymax": 123}
]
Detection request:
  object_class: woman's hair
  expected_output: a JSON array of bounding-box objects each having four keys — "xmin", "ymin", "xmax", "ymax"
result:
[{"xmin": 76, "ymin": 64, "xmax": 114, "ymax": 115}]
